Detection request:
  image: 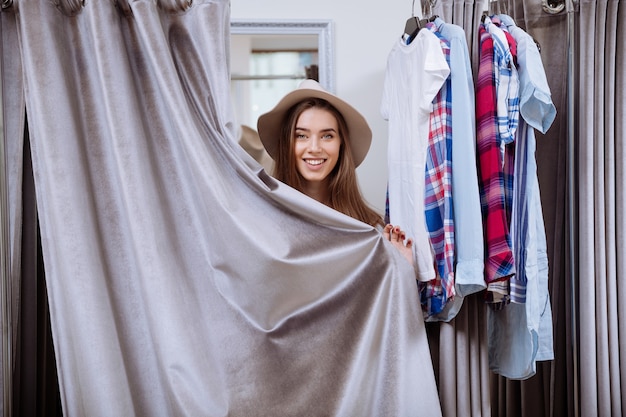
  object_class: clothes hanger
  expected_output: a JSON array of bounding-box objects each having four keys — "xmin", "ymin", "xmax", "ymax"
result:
[
  {"xmin": 481, "ymin": 0, "xmax": 496, "ymax": 22},
  {"xmin": 422, "ymin": 0, "xmax": 439, "ymax": 22},
  {"xmin": 483, "ymin": 0, "xmax": 508, "ymax": 19},
  {"xmin": 404, "ymin": 0, "xmax": 429, "ymax": 43},
  {"xmin": 481, "ymin": 1, "xmax": 541, "ymax": 53}
]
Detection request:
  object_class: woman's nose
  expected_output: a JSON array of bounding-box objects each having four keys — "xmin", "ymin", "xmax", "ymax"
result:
[{"xmin": 308, "ymin": 137, "xmax": 321, "ymax": 152}]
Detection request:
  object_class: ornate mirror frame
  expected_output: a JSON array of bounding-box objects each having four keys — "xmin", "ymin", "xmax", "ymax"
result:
[{"xmin": 229, "ymin": 19, "xmax": 335, "ymax": 93}]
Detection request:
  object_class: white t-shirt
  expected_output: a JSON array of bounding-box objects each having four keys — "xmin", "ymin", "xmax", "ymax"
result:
[{"xmin": 381, "ymin": 29, "xmax": 450, "ymax": 282}]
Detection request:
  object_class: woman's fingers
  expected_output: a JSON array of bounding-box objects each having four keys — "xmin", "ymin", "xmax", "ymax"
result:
[
  {"xmin": 393, "ymin": 226, "xmax": 405, "ymax": 242},
  {"xmin": 383, "ymin": 224, "xmax": 414, "ymax": 267},
  {"xmin": 384, "ymin": 224, "xmax": 409, "ymax": 242}
]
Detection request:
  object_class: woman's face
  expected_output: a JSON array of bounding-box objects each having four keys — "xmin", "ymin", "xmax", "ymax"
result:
[{"xmin": 293, "ymin": 107, "xmax": 342, "ymax": 189}]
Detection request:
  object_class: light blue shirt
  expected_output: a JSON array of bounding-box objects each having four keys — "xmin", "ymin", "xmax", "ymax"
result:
[
  {"xmin": 487, "ymin": 14, "xmax": 556, "ymax": 380},
  {"xmin": 429, "ymin": 18, "xmax": 485, "ymax": 322}
]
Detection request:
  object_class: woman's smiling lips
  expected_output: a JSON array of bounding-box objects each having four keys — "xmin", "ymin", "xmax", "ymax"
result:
[{"xmin": 304, "ymin": 158, "xmax": 327, "ymax": 169}]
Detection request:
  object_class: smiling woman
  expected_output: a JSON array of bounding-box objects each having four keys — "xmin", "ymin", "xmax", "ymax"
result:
[{"xmin": 256, "ymin": 79, "xmax": 415, "ymax": 266}]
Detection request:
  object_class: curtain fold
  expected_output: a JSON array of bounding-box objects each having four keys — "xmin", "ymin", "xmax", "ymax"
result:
[
  {"xmin": 577, "ymin": 0, "xmax": 626, "ymax": 416},
  {"xmin": 1, "ymin": 8, "xmax": 27, "ymax": 417},
  {"xmin": 2, "ymin": 0, "xmax": 442, "ymax": 415},
  {"xmin": 616, "ymin": 4, "xmax": 626, "ymax": 417}
]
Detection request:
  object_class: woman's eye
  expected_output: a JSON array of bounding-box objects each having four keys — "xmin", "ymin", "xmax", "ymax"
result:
[{"xmin": 296, "ymin": 134, "xmax": 307, "ymax": 140}]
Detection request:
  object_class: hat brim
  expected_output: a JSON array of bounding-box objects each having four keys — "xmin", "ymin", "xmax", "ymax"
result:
[{"xmin": 257, "ymin": 80, "xmax": 372, "ymax": 167}]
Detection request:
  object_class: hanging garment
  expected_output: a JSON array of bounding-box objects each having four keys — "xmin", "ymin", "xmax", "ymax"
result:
[
  {"xmin": 428, "ymin": 17, "xmax": 486, "ymax": 322},
  {"xmin": 381, "ymin": 28, "xmax": 450, "ymax": 283},
  {"xmin": 1, "ymin": 1, "xmax": 444, "ymax": 415},
  {"xmin": 419, "ymin": 22, "xmax": 456, "ymax": 318},
  {"xmin": 475, "ymin": 17, "xmax": 518, "ymax": 308},
  {"xmin": 487, "ymin": 14, "xmax": 556, "ymax": 380}
]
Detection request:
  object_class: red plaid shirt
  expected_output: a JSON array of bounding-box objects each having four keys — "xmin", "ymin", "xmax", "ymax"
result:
[{"xmin": 475, "ymin": 24, "xmax": 516, "ymax": 292}]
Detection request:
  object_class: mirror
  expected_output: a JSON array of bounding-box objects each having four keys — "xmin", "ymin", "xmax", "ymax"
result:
[{"xmin": 229, "ymin": 19, "xmax": 334, "ymax": 152}]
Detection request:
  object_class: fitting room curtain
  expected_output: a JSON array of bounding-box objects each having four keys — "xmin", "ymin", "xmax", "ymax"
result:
[
  {"xmin": 577, "ymin": 0, "xmax": 626, "ymax": 415},
  {"xmin": 0, "ymin": 1, "xmax": 443, "ymax": 415}
]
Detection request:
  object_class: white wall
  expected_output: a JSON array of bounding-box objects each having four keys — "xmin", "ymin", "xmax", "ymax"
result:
[{"xmin": 230, "ymin": 1, "xmax": 413, "ymax": 213}]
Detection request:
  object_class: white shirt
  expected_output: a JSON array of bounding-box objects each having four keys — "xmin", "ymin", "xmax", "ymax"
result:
[{"xmin": 381, "ymin": 29, "xmax": 450, "ymax": 282}]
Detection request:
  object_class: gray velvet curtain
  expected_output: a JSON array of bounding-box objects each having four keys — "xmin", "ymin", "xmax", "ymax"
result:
[
  {"xmin": 0, "ymin": 0, "xmax": 442, "ymax": 415},
  {"xmin": 577, "ymin": 0, "xmax": 626, "ymax": 415}
]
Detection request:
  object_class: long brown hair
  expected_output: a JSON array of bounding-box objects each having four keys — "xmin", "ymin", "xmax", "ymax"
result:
[{"xmin": 273, "ymin": 98, "xmax": 383, "ymax": 227}]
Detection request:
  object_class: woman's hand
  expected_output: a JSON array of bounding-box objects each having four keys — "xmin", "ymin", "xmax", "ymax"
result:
[{"xmin": 383, "ymin": 224, "xmax": 414, "ymax": 267}]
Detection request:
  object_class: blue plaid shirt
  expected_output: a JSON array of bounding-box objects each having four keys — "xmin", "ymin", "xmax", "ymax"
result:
[{"xmin": 419, "ymin": 23, "xmax": 456, "ymax": 318}]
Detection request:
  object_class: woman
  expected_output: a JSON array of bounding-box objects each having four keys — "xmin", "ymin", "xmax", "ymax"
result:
[{"xmin": 257, "ymin": 79, "xmax": 413, "ymax": 265}]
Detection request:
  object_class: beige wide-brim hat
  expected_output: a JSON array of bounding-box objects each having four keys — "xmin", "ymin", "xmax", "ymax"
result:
[{"xmin": 257, "ymin": 79, "xmax": 372, "ymax": 167}]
